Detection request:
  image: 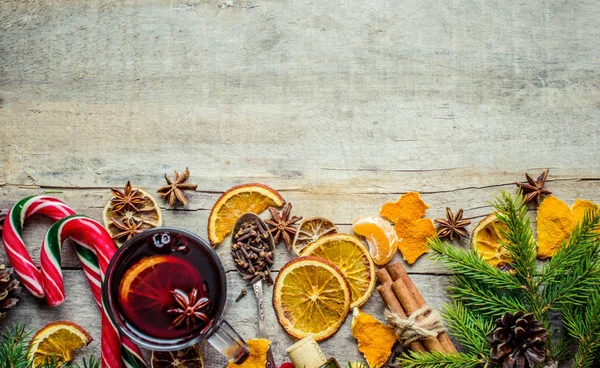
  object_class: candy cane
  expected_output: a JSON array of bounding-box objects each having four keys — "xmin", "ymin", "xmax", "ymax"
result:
[
  {"xmin": 2, "ymin": 196, "xmax": 147, "ymax": 368},
  {"xmin": 41, "ymin": 215, "xmax": 147, "ymax": 368},
  {"xmin": 2, "ymin": 196, "xmax": 75, "ymax": 297}
]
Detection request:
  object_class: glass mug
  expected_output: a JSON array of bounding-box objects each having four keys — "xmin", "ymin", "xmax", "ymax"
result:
[{"xmin": 103, "ymin": 227, "xmax": 250, "ymax": 363}]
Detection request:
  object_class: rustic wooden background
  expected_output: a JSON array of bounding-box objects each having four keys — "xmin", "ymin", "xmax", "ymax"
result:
[{"xmin": 1, "ymin": 0, "xmax": 599, "ymax": 366}]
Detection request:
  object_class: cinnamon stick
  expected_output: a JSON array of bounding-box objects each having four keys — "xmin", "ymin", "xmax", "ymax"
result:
[
  {"xmin": 390, "ymin": 278, "xmax": 444, "ymax": 353},
  {"xmin": 376, "ymin": 271, "xmax": 426, "ymax": 352},
  {"xmin": 386, "ymin": 263, "xmax": 457, "ymax": 353}
]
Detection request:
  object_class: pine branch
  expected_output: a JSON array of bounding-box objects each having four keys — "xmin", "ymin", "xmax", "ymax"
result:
[
  {"xmin": 74, "ymin": 356, "xmax": 101, "ymax": 368},
  {"xmin": 492, "ymin": 191, "xmax": 537, "ymax": 290},
  {"xmin": 442, "ymin": 302, "xmax": 493, "ymax": 355},
  {"xmin": 540, "ymin": 210, "xmax": 600, "ymax": 313},
  {"xmin": 447, "ymin": 275, "xmax": 526, "ymax": 318},
  {"xmin": 429, "ymin": 238, "xmax": 522, "ymax": 291},
  {"xmin": 398, "ymin": 351, "xmax": 486, "ymax": 368},
  {"xmin": 0, "ymin": 324, "xmax": 31, "ymax": 368},
  {"xmin": 563, "ymin": 291, "xmax": 600, "ymax": 368}
]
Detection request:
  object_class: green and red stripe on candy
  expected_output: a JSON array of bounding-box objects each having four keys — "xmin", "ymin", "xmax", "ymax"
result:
[{"xmin": 2, "ymin": 196, "xmax": 147, "ymax": 368}]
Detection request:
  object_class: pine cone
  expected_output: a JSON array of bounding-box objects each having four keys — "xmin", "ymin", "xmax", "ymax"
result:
[
  {"xmin": 486, "ymin": 311, "xmax": 547, "ymax": 368},
  {"xmin": 0, "ymin": 258, "xmax": 20, "ymax": 320}
]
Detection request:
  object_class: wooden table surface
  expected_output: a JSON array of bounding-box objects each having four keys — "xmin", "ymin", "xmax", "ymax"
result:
[{"xmin": 1, "ymin": 0, "xmax": 599, "ymax": 366}]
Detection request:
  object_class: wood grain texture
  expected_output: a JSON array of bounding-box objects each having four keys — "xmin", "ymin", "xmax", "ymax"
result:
[{"xmin": 1, "ymin": 0, "xmax": 599, "ymax": 366}]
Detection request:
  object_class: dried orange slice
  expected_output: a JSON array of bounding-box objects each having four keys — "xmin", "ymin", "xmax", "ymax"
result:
[
  {"xmin": 28, "ymin": 321, "xmax": 92, "ymax": 367},
  {"xmin": 103, "ymin": 184, "xmax": 162, "ymax": 247},
  {"xmin": 208, "ymin": 183, "xmax": 284, "ymax": 246},
  {"xmin": 302, "ymin": 234, "xmax": 375, "ymax": 308},
  {"xmin": 353, "ymin": 217, "xmax": 399, "ymax": 266},
  {"xmin": 471, "ymin": 213, "xmax": 510, "ymax": 267},
  {"xmin": 152, "ymin": 345, "xmax": 204, "ymax": 368},
  {"xmin": 273, "ymin": 256, "xmax": 351, "ymax": 341},
  {"xmin": 292, "ymin": 217, "xmax": 339, "ymax": 255}
]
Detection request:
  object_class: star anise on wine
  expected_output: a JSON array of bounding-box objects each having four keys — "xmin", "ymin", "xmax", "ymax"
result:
[
  {"xmin": 434, "ymin": 208, "xmax": 471, "ymax": 241},
  {"xmin": 265, "ymin": 203, "xmax": 303, "ymax": 252},
  {"xmin": 110, "ymin": 181, "xmax": 145, "ymax": 213},
  {"xmin": 157, "ymin": 168, "xmax": 198, "ymax": 209},
  {"xmin": 515, "ymin": 169, "xmax": 551, "ymax": 207},
  {"xmin": 167, "ymin": 288, "xmax": 211, "ymax": 330},
  {"xmin": 110, "ymin": 217, "xmax": 144, "ymax": 241}
]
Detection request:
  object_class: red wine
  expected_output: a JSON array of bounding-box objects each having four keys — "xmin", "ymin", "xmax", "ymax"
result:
[{"xmin": 110, "ymin": 231, "xmax": 225, "ymax": 344}]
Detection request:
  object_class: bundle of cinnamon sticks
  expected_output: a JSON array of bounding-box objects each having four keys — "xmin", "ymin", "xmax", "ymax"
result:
[{"xmin": 376, "ymin": 262, "xmax": 456, "ymax": 353}]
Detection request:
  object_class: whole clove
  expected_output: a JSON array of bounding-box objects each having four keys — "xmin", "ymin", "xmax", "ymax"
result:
[
  {"xmin": 235, "ymin": 288, "xmax": 247, "ymax": 302},
  {"xmin": 232, "ymin": 219, "xmax": 274, "ymax": 286}
]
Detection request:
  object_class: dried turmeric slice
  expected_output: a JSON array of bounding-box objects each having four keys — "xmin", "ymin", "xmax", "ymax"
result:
[
  {"xmin": 394, "ymin": 217, "xmax": 436, "ymax": 264},
  {"xmin": 227, "ymin": 339, "xmax": 270, "ymax": 368},
  {"xmin": 380, "ymin": 192, "xmax": 429, "ymax": 224},
  {"xmin": 351, "ymin": 308, "xmax": 396, "ymax": 368}
]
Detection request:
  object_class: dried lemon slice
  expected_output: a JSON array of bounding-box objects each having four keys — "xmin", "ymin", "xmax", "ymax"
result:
[
  {"xmin": 151, "ymin": 345, "xmax": 204, "ymax": 368},
  {"xmin": 273, "ymin": 256, "xmax": 351, "ymax": 341},
  {"xmin": 292, "ymin": 217, "xmax": 338, "ymax": 255},
  {"xmin": 471, "ymin": 213, "xmax": 510, "ymax": 267},
  {"xmin": 208, "ymin": 183, "xmax": 283, "ymax": 246},
  {"xmin": 28, "ymin": 321, "xmax": 92, "ymax": 367},
  {"xmin": 302, "ymin": 234, "xmax": 375, "ymax": 308},
  {"xmin": 103, "ymin": 183, "xmax": 162, "ymax": 247}
]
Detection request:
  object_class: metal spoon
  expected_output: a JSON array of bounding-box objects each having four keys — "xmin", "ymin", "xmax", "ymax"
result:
[{"xmin": 232, "ymin": 213, "xmax": 276, "ymax": 368}]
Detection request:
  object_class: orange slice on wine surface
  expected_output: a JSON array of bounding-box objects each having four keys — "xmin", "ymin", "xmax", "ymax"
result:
[
  {"xmin": 118, "ymin": 255, "xmax": 205, "ymax": 338},
  {"xmin": 208, "ymin": 183, "xmax": 284, "ymax": 246}
]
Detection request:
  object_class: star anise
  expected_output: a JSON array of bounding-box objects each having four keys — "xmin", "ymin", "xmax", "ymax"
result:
[
  {"xmin": 110, "ymin": 181, "xmax": 145, "ymax": 213},
  {"xmin": 265, "ymin": 203, "xmax": 303, "ymax": 252},
  {"xmin": 434, "ymin": 208, "xmax": 471, "ymax": 241},
  {"xmin": 157, "ymin": 168, "xmax": 198, "ymax": 209},
  {"xmin": 515, "ymin": 169, "xmax": 551, "ymax": 207},
  {"xmin": 167, "ymin": 288, "xmax": 211, "ymax": 330},
  {"xmin": 110, "ymin": 217, "xmax": 144, "ymax": 241}
]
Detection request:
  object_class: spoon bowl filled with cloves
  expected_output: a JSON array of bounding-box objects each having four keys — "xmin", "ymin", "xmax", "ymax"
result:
[{"xmin": 231, "ymin": 213, "xmax": 277, "ymax": 368}]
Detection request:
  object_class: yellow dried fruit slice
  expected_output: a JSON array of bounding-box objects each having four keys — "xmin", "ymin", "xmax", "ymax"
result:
[
  {"xmin": 28, "ymin": 321, "xmax": 92, "ymax": 367},
  {"xmin": 302, "ymin": 234, "xmax": 375, "ymax": 308},
  {"xmin": 292, "ymin": 217, "xmax": 339, "ymax": 255},
  {"xmin": 103, "ymin": 186, "xmax": 162, "ymax": 247},
  {"xmin": 273, "ymin": 256, "xmax": 351, "ymax": 341},
  {"xmin": 208, "ymin": 183, "xmax": 284, "ymax": 246},
  {"xmin": 471, "ymin": 213, "xmax": 510, "ymax": 267},
  {"xmin": 151, "ymin": 345, "xmax": 204, "ymax": 368},
  {"xmin": 353, "ymin": 217, "xmax": 399, "ymax": 266},
  {"xmin": 380, "ymin": 192, "xmax": 429, "ymax": 224}
]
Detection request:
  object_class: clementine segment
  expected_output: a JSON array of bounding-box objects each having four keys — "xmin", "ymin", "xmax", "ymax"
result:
[{"xmin": 352, "ymin": 217, "xmax": 399, "ymax": 266}]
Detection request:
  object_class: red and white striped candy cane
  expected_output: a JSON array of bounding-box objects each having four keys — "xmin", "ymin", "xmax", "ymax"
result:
[
  {"xmin": 2, "ymin": 196, "xmax": 147, "ymax": 368},
  {"xmin": 41, "ymin": 214, "xmax": 146, "ymax": 368},
  {"xmin": 2, "ymin": 196, "xmax": 75, "ymax": 297}
]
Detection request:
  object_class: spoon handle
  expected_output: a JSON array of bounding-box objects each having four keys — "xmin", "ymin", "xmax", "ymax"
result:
[{"xmin": 253, "ymin": 280, "xmax": 268, "ymax": 338}]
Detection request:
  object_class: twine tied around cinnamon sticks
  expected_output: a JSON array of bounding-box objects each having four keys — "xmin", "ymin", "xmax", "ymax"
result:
[
  {"xmin": 385, "ymin": 306, "xmax": 446, "ymax": 345},
  {"xmin": 376, "ymin": 262, "xmax": 456, "ymax": 353}
]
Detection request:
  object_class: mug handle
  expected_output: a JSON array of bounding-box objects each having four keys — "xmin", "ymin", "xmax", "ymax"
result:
[{"xmin": 207, "ymin": 320, "xmax": 250, "ymax": 364}]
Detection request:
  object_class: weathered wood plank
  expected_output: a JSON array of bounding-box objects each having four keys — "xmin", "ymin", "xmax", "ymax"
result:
[
  {"xmin": 0, "ymin": 269, "xmax": 450, "ymax": 366},
  {"xmin": 1, "ymin": 179, "xmax": 598, "ymax": 272}
]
